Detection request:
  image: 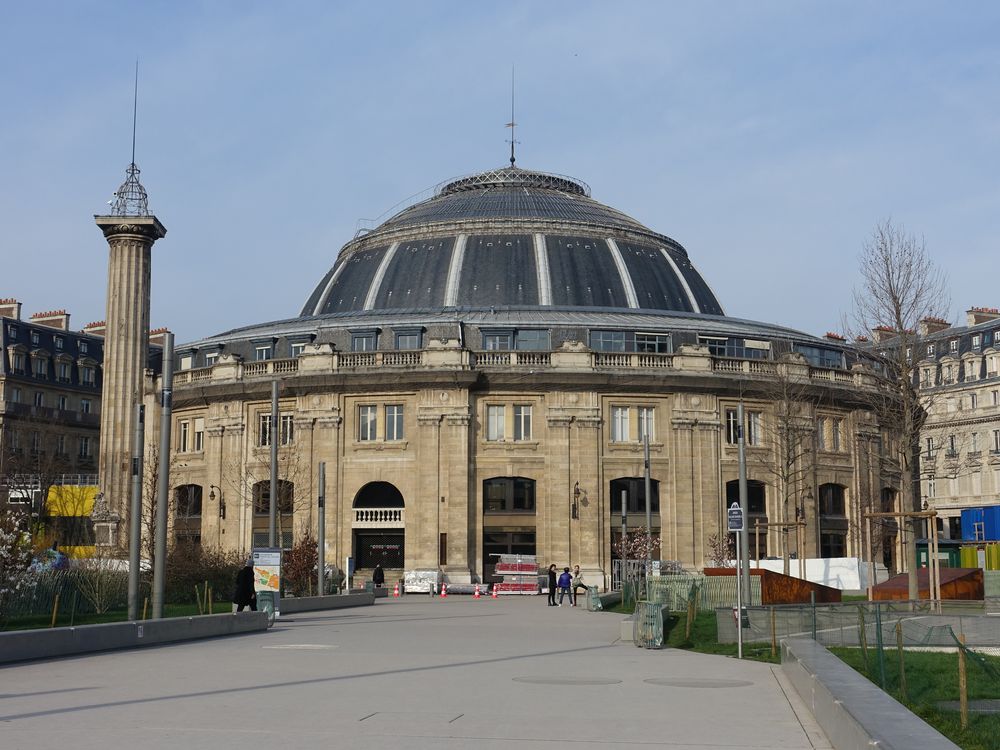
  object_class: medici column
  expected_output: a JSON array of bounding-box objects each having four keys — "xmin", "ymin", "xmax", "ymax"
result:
[{"xmin": 93, "ymin": 163, "xmax": 166, "ymax": 547}]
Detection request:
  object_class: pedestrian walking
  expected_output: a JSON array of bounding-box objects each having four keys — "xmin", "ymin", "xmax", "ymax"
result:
[
  {"xmin": 547, "ymin": 564, "xmax": 558, "ymax": 606},
  {"xmin": 557, "ymin": 567, "xmax": 573, "ymax": 606},
  {"xmin": 233, "ymin": 558, "xmax": 257, "ymax": 612},
  {"xmin": 571, "ymin": 564, "xmax": 586, "ymax": 607},
  {"xmin": 373, "ymin": 563, "xmax": 385, "ymax": 588}
]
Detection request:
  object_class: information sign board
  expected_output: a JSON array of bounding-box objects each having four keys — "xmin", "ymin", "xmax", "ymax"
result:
[{"xmin": 727, "ymin": 502, "xmax": 745, "ymax": 532}]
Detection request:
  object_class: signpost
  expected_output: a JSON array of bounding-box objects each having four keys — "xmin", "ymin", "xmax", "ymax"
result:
[
  {"xmin": 728, "ymin": 502, "xmax": 745, "ymax": 659},
  {"xmin": 251, "ymin": 547, "xmax": 282, "ymax": 620}
]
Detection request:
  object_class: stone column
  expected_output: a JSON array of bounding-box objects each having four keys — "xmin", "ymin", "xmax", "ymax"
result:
[
  {"xmin": 94, "ymin": 215, "xmax": 166, "ymax": 545},
  {"xmin": 443, "ymin": 408, "xmax": 472, "ymax": 582}
]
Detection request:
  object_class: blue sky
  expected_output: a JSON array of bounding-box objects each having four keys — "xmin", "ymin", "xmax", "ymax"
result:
[{"xmin": 1, "ymin": 2, "xmax": 998, "ymax": 343}]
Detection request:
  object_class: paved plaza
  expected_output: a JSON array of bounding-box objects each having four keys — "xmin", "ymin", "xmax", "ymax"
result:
[{"xmin": 0, "ymin": 596, "xmax": 830, "ymax": 749}]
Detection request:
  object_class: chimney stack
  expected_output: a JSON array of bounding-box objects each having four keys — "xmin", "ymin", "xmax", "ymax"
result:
[
  {"xmin": 966, "ymin": 306, "xmax": 1000, "ymax": 327},
  {"xmin": 82, "ymin": 321, "xmax": 106, "ymax": 338},
  {"xmin": 0, "ymin": 298, "xmax": 22, "ymax": 320},
  {"xmin": 148, "ymin": 327, "xmax": 170, "ymax": 347},
  {"xmin": 918, "ymin": 316, "xmax": 951, "ymax": 336},
  {"xmin": 871, "ymin": 325, "xmax": 896, "ymax": 343},
  {"xmin": 30, "ymin": 309, "xmax": 71, "ymax": 330}
]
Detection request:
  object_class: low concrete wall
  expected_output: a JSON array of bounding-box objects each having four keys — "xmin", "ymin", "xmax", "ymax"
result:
[
  {"xmin": 0, "ymin": 612, "xmax": 269, "ymax": 666},
  {"xmin": 781, "ymin": 636, "xmax": 959, "ymax": 750},
  {"xmin": 596, "ymin": 591, "xmax": 622, "ymax": 610},
  {"xmin": 280, "ymin": 592, "xmax": 376, "ymax": 613}
]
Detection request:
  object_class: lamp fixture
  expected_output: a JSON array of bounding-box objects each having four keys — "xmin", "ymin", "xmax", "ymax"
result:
[{"xmin": 209, "ymin": 484, "xmax": 225, "ymax": 519}]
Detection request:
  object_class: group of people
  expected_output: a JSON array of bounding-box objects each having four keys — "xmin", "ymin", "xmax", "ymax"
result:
[{"xmin": 546, "ymin": 564, "xmax": 587, "ymax": 607}]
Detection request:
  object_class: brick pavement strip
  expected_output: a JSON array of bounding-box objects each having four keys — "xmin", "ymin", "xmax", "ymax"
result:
[{"xmin": 0, "ymin": 597, "xmax": 829, "ymax": 750}]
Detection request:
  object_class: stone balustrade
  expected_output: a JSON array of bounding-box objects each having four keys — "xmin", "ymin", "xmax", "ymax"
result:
[
  {"xmin": 171, "ymin": 345, "xmax": 877, "ymax": 391},
  {"xmin": 353, "ymin": 507, "xmax": 404, "ymax": 528}
]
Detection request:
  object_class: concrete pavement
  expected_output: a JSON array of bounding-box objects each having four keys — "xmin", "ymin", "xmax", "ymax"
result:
[{"xmin": 0, "ymin": 596, "xmax": 830, "ymax": 749}]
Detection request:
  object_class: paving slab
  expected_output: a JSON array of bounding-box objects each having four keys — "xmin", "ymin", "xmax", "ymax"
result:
[{"xmin": 0, "ymin": 596, "xmax": 830, "ymax": 749}]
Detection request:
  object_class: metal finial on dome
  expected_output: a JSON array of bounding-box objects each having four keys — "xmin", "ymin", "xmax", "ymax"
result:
[
  {"xmin": 505, "ymin": 64, "xmax": 518, "ymax": 167},
  {"xmin": 108, "ymin": 61, "xmax": 150, "ymax": 217},
  {"xmin": 110, "ymin": 162, "xmax": 150, "ymax": 216}
]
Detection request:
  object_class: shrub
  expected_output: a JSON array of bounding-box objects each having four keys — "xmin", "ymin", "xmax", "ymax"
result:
[
  {"xmin": 158, "ymin": 543, "xmax": 245, "ymax": 605},
  {"xmin": 282, "ymin": 534, "xmax": 318, "ymax": 597}
]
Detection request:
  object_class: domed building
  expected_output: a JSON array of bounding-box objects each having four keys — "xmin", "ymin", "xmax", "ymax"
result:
[{"xmin": 163, "ymin": 166, "xmax": 899, "ymax": 587}]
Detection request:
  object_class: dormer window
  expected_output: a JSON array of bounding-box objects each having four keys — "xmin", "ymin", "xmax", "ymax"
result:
[
  {"xmin": 926, "ymin": 344, "xmax": 935, "ymax": 356},
  {"xmin": 972, "ymin": 334, "xmax": 981, "ymax": 349},
  {"xmin": 949, "ymin": 339, "xmax": 958, "ymax": 353}
]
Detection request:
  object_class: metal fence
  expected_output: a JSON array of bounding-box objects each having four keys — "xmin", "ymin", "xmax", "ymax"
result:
[{"xmin": 646, "ymin": 573, "xmax": 762, "ymax": 611}]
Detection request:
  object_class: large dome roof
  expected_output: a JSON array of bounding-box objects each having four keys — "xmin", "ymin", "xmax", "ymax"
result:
[{"xmin": 302, "ymin": 167, "xmax": 724, "ymax": 318}]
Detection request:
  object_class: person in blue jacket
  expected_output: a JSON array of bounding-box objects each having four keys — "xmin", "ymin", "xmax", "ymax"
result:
[{"xmin": 557, "ymin": 567, "xmax": 573, "ymax": 606}]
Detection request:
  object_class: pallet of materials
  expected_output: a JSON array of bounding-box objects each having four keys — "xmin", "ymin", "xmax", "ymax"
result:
[{"xmin": 492, "ymin": 554, "xmax": 539, "ymax": 595}]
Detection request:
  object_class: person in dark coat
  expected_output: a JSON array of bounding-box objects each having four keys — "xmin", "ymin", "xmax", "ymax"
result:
[
  {"xmin": 547, "ymin": 564, "xmax": 558, "ymax": 606},
  {"xmin": 372, "ymin": 563, "xmax": 385, "ymax": 588},
  {"xmin": 233, "ymin": 559, "xmax": 257, "ymax": 612}
]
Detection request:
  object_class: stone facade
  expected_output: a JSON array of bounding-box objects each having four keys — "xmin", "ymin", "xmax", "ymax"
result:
[{"xmin": 153, "ymin": 342, "xmax": 898, "ymax": 589}]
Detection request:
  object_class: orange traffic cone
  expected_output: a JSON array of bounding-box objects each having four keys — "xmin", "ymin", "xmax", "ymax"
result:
[
  {"xmin": 491, "ymin": 585, "xmax": 498, "ymax": 599},
  {"xmin": 393, "ymin": 582, "xmax": 400, "ymax": 598},
  {"xmin": 474, "ymin": 584, "xmax": 481, "ymax": 599},
  {"xmin": 441, "ymin": 582, "xmax": 447, "ymax": 598}
]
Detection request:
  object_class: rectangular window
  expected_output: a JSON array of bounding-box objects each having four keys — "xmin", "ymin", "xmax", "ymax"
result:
[
  {"xmin": 395, "ymin": 332, "xmax": 421, "ymax": 350},
  {"xmin": 79, "ymin": 341, "xmax": 88, "ymax": 354},
  {"xmin": 487, "ymin": 405, "xmax": 505, "ymax": 441},
  {"xmin": 179, "ymin": 354, "xmax": 193, "ymax": 370},
  {"xmin": 926, "ymin": 344, "xmax": 935, "ymax": 356},
  {"xmin": 56, "ymin": 435, "xmax": 66, "ymax": 455},
  {"xmin": 78, "ymin": 436, "xmax": 91, "ymax": 458},
  {"xmin": 358, "ymin": 405, "xmax": 377, "ymax": 441},
  {"xmin": 746, "ymin": 412, "xmax": 762, "ymax": 446},
  {"xmin": 970, "ymin": 433, "xmax": 979, "ymax": 453},
  {"xmin": 194, "ymin": 417, "xmax": 205, "ymax": 452},
  {"xmin": 590, "ymin": 330, "xmax": 626, "ymax": 352},
  {"xmin": 12, "ymin": 352, "xmax": 25, "ymax": 373},
  {"xmin": 993, "ymin": 429, "xmax": 1000, "ymax": 453},
  {"xmin": 638, "ymin": 406, "xmax": 655, "ymax": 442},
  {"xmin": 80, "ymin": 398, "xmax": 91, "ymax": 414},
  {"xmin": 816, "ymin": 417, "xmax": 827, "ymax": 451},
  {"xmin": 820, "ymin": 533, "xmax": 847, "ymax": 558},
  {"xmin": 993, "ymin": 390, "xmax": 999, "ymax": 406},
  {"xmin": 635, "ymin": 333, "xmax": 671, "ymax": 354},
  {"xmin": 725, "ymin": 409, "xmax": 739, "ymax": 445},
  {"xmin": 33, "ymin": 358, "xmax": 47, "ymax": 378},
  {"xmin": 54, "ymin": 336, "xmax": 63, "ymax": 350},
  {"xmin": 949, "ymin": 339, "xmax": 959, "ymax": 353},
  {"xmin": 258, "ymin": 413, "xmax": 294, "ymax": 446},
  {"xmin": 513, "ymin": 405, "xmax": 532, "ymax": 441},
  {"xmin": 351, "ymin": 333, "xmax": 377, "ymax": 352},
  {"xmin": 972, "ymin": 334, "xmax": 981, "ymax": 349},
  {"xmin": 793, "ymin": 344, "xmax": 844, "ymax": 369},
  {"xmin": 970, "ymin": 393, "xmax": 977, "ymax": 409},
  {"xmin": 385, "ymin": 404, "xmax": 404, "ymax": 441},
  {"xmin": 483, "ymin": 333, "xmax": 512, "ymax": 351},
  {"xmin": 831, "ymin": 418, "xmax": 842, "ymax": 452},
  {"xmin": 31, "ymin": 332, "xmax": 39, "ymax": 346},
  {"xmin": 30, "ymin": 431, "xmax": 41, "ymax": 452},
  {"xmin": 289, "ymin": 342, "xmax": 307, "ymax": 358},
  {"xmin": 33, "ymin": 391, "xmax": 44, "ymax": 407},
  {"xmin": 58, "ymin": 362, "xmax": 71, "ymax": 381},
  {"xmin": 81, "ymin": 367, "xmax": 95, "ymax": 386},
  {"xmin": 925, "ymin": 436, "xmax": 934, "ymax": 457},
  {"xmin": 10, "ymin": 387, "xmax": 21, "ymax": 403},
  {"xmin": 7, "ymin": 324, "xmax": 17, "ymax": 337},
  {"xmin": 254, "ymin": 345, "xmax": 272, "ymax": 361},
  {"xmin": 58, "ymin": 395, "xmax": 67, "ymax": 410},
  {"xmin": 947, "ymin": 434, "xmax": 957, "ymax": 456},
  {"xmin": 515, "ymin": 330, "xmax": 549, "ymax": 351},
  {"xmin": 178, "ymin": 420, "xmax": 190, "ymax": 452},
  {"xmin": 926, "ymin": 477, "xmax": 936, "ymax": 498},
  {"xmin": 205, "ymin": 352, "xmax": 219, "ymax": 367},
  {"xmin": 611, "ymin": 406, "xmax": 630, "ymax": 443}
]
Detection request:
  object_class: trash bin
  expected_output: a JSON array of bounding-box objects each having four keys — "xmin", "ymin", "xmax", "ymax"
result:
[{"xmin": 364, "ymin": 580, "xmax": 375, "ymax": 594}]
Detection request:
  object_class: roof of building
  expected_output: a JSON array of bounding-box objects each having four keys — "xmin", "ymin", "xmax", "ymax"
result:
[{"xmin": 301, "ymin": 166, "xmax": 725, "ymax": 319}]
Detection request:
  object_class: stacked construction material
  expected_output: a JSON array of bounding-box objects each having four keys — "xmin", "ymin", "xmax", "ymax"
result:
[{"xmin": 492, "ymin": 554, "xmax": 540, "ymax": 594}]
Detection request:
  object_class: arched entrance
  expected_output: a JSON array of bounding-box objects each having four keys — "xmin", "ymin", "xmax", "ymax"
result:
[{"xmin": 352, "ymin": 482, "xmax": 405, "ymax": 570}]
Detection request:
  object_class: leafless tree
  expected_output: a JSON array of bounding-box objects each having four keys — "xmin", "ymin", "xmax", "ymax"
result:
[
  {"xmin": 748, "ymin": 356, "xmax": 818, "ymax": 574},
  {"xmin": 851, "ymin": 218, "xmax": 950, "ymax": 599}
]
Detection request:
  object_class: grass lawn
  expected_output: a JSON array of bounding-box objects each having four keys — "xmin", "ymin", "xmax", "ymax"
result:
[
  {"xmin": 2, "ymin": 601, "xmax": 230, "ymax": 631},
  {"xmin": 831, "ymin": 646, "xmax": 1000, "ymax": 750},
  {"xmin": 605, "ymin": 602, "xmax": 778, "ymax": 664}
]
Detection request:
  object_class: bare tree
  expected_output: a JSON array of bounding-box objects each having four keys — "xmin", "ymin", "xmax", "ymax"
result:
[
  {"xmin": 748, "ymin": 355, "xmax": 818, "ymax": 574},
  {"xmin": 851, "ymin": 219, "xmax": 950, "ymax": 599}
]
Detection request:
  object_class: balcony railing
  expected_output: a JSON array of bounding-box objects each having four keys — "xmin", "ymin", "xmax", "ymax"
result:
[
  {"xmin": 353, "ymin": 507, "xmax": 404, "ymax": 528},
  {"xmin": 170, "ymin": 347, "xmax": 875, "ymax": 392}
]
